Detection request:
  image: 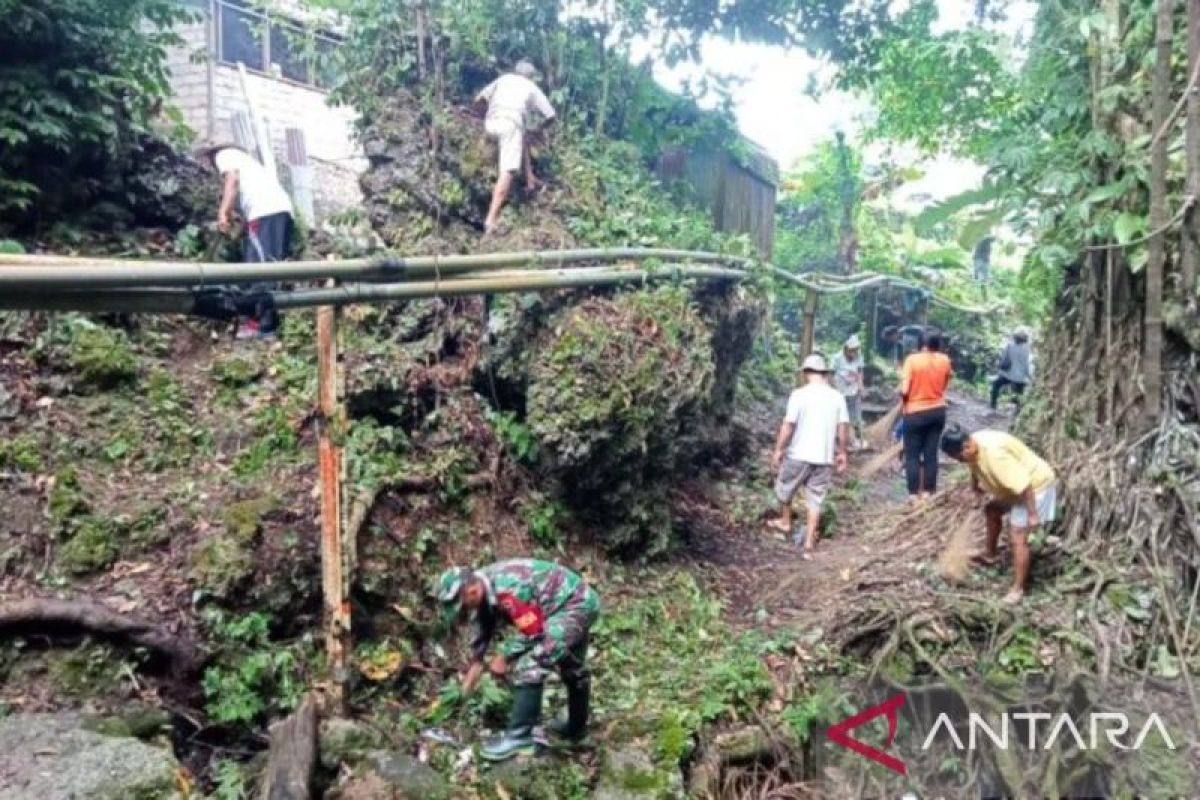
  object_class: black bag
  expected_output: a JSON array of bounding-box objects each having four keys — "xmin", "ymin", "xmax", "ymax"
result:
[{"xmin": 998, "ymin": 345, "xmax": 1012, "ymax": 373}]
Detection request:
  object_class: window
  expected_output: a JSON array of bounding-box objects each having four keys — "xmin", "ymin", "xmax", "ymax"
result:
[
  {"xmin": 214, "ymin": 0, "xmax": 341, "ymax": 90},
  {"xmin": 218, "ymin": 0, "xmax": 265, "ymax": 72},
  {"xmin": 270, "ymin": 21, "xmax": 309, "ymax": 84}
]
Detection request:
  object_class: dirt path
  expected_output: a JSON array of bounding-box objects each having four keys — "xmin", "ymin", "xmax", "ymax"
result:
[{"xmin": 679, "ymin": 388, "xmax": 1010, "ymax": 632}]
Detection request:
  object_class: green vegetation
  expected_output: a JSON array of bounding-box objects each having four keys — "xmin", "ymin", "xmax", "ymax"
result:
[
  {"xmin": 0, "ymin": 0, "xmax": 203, "ymax": 227},
  {"xmin": 200, "ymin": 610, "xmax": 310, "ymax": 726},
  {"xmin": 62, "ymin": 319, "xmax": 138, "ymax": 389},
  {"xmin": 527, "ymin": 288, "xmax": 716, "ymax": 555},
  {"xmin": 0, "ymin": 433, "xmax": 41, "ymax": 472}
]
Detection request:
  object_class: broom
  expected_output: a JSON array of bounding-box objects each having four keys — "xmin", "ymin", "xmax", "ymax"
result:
[
  {"xmin": 864, "ymin": 402, "xmax": 902, "ymax": 450},
  {"xmin": 937, "ymin": 516, "xmax": 977, "ymax": 584},
  {"xmin": 859, "ymin": 442, "xmax": 902, "ymax": 479}
]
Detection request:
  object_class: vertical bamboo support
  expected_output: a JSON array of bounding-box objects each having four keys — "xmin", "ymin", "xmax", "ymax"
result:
[
  {"xmin": 317, "ymin": 302, "xmax": 349, "ymax": 711},
  {"xmin": 870, "ymin": 289, "xmax": 880, "ymax": 358},
  {"xmin": 800, "ymin": 288, "xmax": 819, "ymax": 358},
  {"xmin": 1182, "ymin": 0, "xmax": 1200, "ymax": 302},
  {"xmin": 1144, "ymin": 0, "xmax": 1173, "ymax": 425}
]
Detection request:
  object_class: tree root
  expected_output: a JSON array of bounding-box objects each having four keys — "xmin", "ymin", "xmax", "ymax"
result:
[{"xmin": 0, "ymin": 597, "xmax": 199, "ymax": 676}]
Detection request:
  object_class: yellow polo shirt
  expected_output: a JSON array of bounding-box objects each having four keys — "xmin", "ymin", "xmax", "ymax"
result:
[{"xmin": 969, "ymin": 430, "xmax": 1056, "ymax": 502}]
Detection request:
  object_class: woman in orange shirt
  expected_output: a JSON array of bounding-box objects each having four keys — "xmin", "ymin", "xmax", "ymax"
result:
[{"xmin": 899, "ymin": 332, "xmax": 952, "ymax": 498}]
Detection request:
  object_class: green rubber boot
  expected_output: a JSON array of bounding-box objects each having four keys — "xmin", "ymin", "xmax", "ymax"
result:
[
  {"xmin": 482, "ymin": 683, "xmax": 542, "ymax": 762},
  {"xmin": 547, "ymin": 676, "xmax": 590, "ymax": 742}
]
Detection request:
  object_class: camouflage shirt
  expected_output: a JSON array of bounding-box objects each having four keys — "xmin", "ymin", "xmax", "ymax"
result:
[{"xmin": 469, "ymin": 558, "xmax": 599, "ymax": 665}]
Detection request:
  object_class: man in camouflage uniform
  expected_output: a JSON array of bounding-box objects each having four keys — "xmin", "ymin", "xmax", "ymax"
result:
[{"xmin": 436, "ymin": 558, "xmax": 600, "ymax": 761}]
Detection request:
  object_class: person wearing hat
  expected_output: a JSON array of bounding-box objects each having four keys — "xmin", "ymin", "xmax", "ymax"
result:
[
  {"xmin": 474, "ymin": 59, "xmax": 557, "ymax": 235},
  {"xmin": 768, "ymin": 354, "xmax": 850, "ymax": 558},
  {"xmin": 194, "ymin": 141, "xmax": 293, "ymax": 339},
  {"xmin": 991, "ymin": 328, "xmax": 1034, "ymax": 412},
  {"xmin": 435, "ymin": 558, "xmax": 600, "ymax": 760},
  {"xmin": 940, "ymin": 425, "xmax": 1056, "ymax": 604},
  {"xmin": 831, "ymin": 334, "xmax": 866, "ymax": 449}
]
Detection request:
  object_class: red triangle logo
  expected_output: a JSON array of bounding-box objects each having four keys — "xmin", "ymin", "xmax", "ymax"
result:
[{"xmin": 826, "ymin": 693, "xmax": 907, "ymax": 775}]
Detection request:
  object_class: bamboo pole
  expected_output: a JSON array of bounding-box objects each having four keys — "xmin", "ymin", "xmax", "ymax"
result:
[
  {"xmin": 0, "ymin": 247, "xmax": 745, "ymax": 289},
  {"xmin": 800, "ymin": 288, "xmax": 819, "ymax": 358},
  {"xmin": 1144, "ymin": 0, "xmax": 1173, "ymax": 425},
  {"xmin": 1183, "ymin": 0, "xmax": 1200, "ymax": 301},
  {"xmin": 316, "ymin": 297, "xmax": 349, "ymax": 712},
  {"xmin": 0, "ymin": 264, "xmax": 747, "ymax": 313}
]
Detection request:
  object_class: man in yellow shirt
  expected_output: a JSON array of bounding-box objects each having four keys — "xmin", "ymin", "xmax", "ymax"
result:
[{"xmin": 940, "ymin": 425, "xmax": 1057, "ymax": 604}]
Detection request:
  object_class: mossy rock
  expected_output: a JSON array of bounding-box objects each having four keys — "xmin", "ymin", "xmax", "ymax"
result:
[
  {"xmin": 485, "ymin": 756, "xmax": 585, "ymax": 800},
  {"xmin": 526, "ymin": 289, "xmax": 714, "ymax": 556},
  {"xmin": 82, "ymin": 707, "xmax": 172, "ymax": 740},
  {"xmin": 0, "ymin": 713, "xmax": 183, "ymax": 800},
  {"xmin": 594, "ymin": 744, "xmax": 685, "ymax": 800},
  {"xmin": 0, "ymin": 434, "xmax": 42, "ymax": 472},
  {"xmin": 211, "ymin": 354, "xmax": 263, "ymax": 388},
  {"xmin": 221, "ymin": 495, "xmax": 278, "ymax": 540},
  {"xmin": 319, "ymin": 717, "xmax": 386, "ymax": 771},
  {"xmin": 64, "ymin": 321, "xmax": 138, "ymax": 389},
  {"xmin": 59, "ymin": 516, "xmax": 120, "ymax": 574},
  {"xmin": 49, "ymin": 466, "xmax": 89, "ymax": 527},
  {"xmin": 188, "ymin": 495, "xmax": 277, "ymax": 598},
  {"xmin": 49, "ymin": 645, "xmax": 125, "ymax": 699}
]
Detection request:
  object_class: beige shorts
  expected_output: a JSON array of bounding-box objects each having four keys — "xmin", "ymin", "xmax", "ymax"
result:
[
  {"xmin": 1008, "ymin": 483, "xmax": 1057, "ymax": 528},
  {"xmin": 775, "ymin": 459, "xmax": 834, "ymax": 511},
  {"xmin": 485, "ymin": 118, "xmax": 523, "ymax": 173}
]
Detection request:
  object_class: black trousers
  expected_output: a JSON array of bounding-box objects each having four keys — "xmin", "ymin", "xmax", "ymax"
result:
[
  {"xmin": 990, "ymin": 376, "xmax": 1026, "ymax": 409},
  {"xmin": 242, "ymin": 212, "xmax": 293, "ymax": 333},
  {"xmin": 902, "ymin": 406, "xmax": 946, "ymax": 495}
]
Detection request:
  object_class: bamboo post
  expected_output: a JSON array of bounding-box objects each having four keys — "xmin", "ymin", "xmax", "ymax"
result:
[
  {"xmin": 1183, "ymin": 0, "xmax": 1200, "ymax": 302},
  {"xmin": 1144, "ymin": 0, "xmax": 1172, "ymax": 425},
  {"xmin": 800, "ymin": 288, "xmax": 819, "ymax": 358},
  {"xmin": 316, "ymin": 300, "xmax": 350, "ymax": 711},
  {"xmin": 870, "ymin": 288, "xmax": 880, "ymax": 359}
]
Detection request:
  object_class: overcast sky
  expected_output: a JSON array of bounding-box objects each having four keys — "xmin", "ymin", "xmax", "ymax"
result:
[{"xmin": 633, "ymin": 0, "xmax": 1037, "ymax": 201}]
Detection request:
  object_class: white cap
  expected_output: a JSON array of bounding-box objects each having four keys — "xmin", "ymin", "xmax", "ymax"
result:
[
  {"xmin": 845, "ymin": 334, "xmax": 861, "ymax": 348},
  {"xmin": 514, "ymin": 60, "xmax": 538, "ymax": 79},
  {"xmin": 801, "ymin": 354, "xmax": 830, "ymax": 373}
]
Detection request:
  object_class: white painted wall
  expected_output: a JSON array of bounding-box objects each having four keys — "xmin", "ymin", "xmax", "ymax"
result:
[{"xmin": 163, "ymin": 12, "xmax": 365, "ymax": 219}]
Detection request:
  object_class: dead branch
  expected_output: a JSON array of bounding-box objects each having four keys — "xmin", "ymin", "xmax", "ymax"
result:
[
  {"xmin": 0, "ymin": 597, "xmax": 198, "ymax": 675},
  {"xmin": 260, "ymin": 694, "xmax": 318, "ymax": 800}
]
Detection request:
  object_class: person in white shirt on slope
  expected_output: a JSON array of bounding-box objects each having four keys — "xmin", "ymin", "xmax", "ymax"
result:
[{"xmin": 474, "ymin": 60, "xmax": 557, "ymax": 235}]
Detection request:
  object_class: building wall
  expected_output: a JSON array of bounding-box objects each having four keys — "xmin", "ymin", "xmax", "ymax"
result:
[
  {"xmin": 163, "ymin": 14, "xmax": 365, "ymax": 220},
  {"xmin": 658, "ymin": 149, "xmax": 777, "ymax": 259}
]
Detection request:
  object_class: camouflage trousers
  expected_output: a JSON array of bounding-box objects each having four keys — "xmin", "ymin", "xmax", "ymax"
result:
[{"xmin": 511, "ymin": 589, "xmax": 599, "ymax": 687}]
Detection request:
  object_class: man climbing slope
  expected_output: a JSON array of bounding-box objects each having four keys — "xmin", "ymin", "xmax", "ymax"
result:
[
  {"xmin": 768, "ymin": 354, "xmax": 850, "ymax": 559},
  {"xmin": 940, "ymin": 425, "xmax": 1057, "ymax": 604},
  {"xmin": 196, "ymin": 141, "xmax": 293, "ymax": 339},
  {"xmin": 474, "ymin": 60, "xmax": 557, "ymax": 235},
  {"xmin": 436, "ymin": 559, "xmax": 599, "ymax": 760}
]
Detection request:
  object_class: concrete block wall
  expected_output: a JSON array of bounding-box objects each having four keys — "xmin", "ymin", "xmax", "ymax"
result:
[{"xmin": 162, "ymin": 13, "xmax": 365, "ymax": 219}]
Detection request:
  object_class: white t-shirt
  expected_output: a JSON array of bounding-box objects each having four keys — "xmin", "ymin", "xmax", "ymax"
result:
[
  {"xmin": 213, "ymin": 148, "xmax": 293, "ymax": 221},
  {"xmin": 476, "ymin": 73, "xmax": 556, "ymax": 130},
  {"xmin": 784, "ymin": 382, "xmax": 850, "ymax": 465},
  {"xmin": 831, "ymin": 351, "xmax": 864, "ymax": 397}
]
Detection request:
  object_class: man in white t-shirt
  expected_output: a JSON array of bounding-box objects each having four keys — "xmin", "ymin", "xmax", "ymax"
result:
[
  {"xmin": 830, "ymin": 334, "xmax": 865, "ymax": 448},
  {"xmin": 768, "ymin": 354, "xmax": 850, "ymax": 558},
  {"xmin": 474, "ymin": 60, "xmax": 557, "ymax": 235},
  {"xmin": 196, "ymin": 142, "xmax": 294, "ymax": 339}
]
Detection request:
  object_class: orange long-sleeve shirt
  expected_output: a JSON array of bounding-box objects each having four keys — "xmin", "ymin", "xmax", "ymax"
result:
[{"xmin": 901, "ymin": 351, "xmax": 952, "ymax": 414}]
